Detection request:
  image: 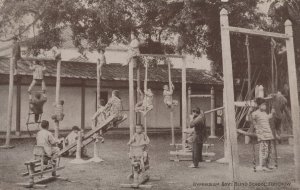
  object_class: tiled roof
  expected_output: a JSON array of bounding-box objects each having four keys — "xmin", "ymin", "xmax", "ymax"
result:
[{"xmin": 0, "ymin": 58, "xmax": 222, "ymax": 85}]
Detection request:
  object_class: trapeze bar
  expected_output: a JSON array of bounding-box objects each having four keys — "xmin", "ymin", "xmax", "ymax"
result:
[
  {"xmin": 189, "ymin": 94, "xmax": 212, "ymax": 98},
  {"xmin": 139, "ymin": 54, "xmax": 184, "ymax": 58},
  {"xmin": 225, "ymin": 26, "xmax": 290, "ymax": 39}
]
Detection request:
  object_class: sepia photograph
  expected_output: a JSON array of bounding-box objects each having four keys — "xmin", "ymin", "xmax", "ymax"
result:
[{"xmin": 0, "ymin": 0, "xmax": 300, "ymax": 189}]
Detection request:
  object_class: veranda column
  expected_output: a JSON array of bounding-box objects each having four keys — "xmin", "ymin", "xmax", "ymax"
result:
[
  {"xmin": 285, "ymin": 20, "xmax": 300, "ymax": 186},
  {"xmin": 220, "ymin": 8, "xmax": 240, "ymax": 185},
  {"xmin": 209, "ymin": 86, "xmax": 217, "ymax": 138}
]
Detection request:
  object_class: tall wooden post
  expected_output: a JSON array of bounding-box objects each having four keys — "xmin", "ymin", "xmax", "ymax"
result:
[
  {"xmin": 209, "ymin": 86, "xmax": 217, "ymax": 138},
  {"xmin": 245, "ymin": 35, "xmax": 251, "ymax": 96},
  {"xmin": 97, "ymin": 60, "xmax": 101, "ymax": 108},
  {"xmin": 220, "ymin": 8, "xmax": 240, "ymax": 185},
  {"xmin": 181, "ymin": 56, "xmax": 187, "ymax": 147},
  {"xmin": 1, "ymin": 54, "xmax": 15, "ymax": 148},
  {"xmin": 129, "ymin": 57, "xmax": 135, "ymax": 138},
  {"xmin": 54, "ymin": 59, "xmax": 61, "ymax": 139},
  {"xmin": 285, "ymin": 20, "xmax": 300, "ymax": 185},
  {"xmin": 188, "ymin": 87, "xmax": 191, "ymax": 116},
  {"xmin": 136, "ymin": 63, "xmax": 141, "ymax": 124},
  {"xmin": 81, "ymin": 80, "xmax": 85, "ymax": 129},
  {"xmin": 16, "ymin": 76, "xmax": 21, "ymax": 136}
]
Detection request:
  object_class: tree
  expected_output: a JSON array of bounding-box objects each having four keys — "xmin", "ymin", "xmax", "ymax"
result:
[{"xmin": 0, "ymin": 0, "xmax": 274, "ymax": 87}]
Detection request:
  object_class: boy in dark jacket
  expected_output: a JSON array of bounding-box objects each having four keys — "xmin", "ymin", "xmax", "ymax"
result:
[{"xmin": 189, "ymin": 107, "xmax": 206, "ymax": 168}]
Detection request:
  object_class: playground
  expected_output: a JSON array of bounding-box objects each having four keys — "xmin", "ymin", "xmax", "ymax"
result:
[
  {"xmin": 0, "ymin": 134, "xmax": 297, "ymax": 190},
  {"xmin": 0, "ymin": 1, "xmax": 300, "ymax": 189}
]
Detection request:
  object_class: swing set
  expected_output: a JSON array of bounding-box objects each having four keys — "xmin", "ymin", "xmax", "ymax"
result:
[{"xmin": 220, "ymin": 8, "xmax": 300, "ymax": 188}]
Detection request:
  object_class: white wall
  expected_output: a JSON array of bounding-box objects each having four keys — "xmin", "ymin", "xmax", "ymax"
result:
[{"xmin": 0, "ymin": 84, "xmax": 214, "ymax": 132}]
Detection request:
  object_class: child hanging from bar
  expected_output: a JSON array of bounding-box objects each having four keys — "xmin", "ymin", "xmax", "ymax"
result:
[
  {"xmin": 28, "ymin": 60, "xmax": 47, "ymax": 93},
  {"xmin": 252, "ymin": 98, "xmax": 276, "ymax": 172},
  {"xmin": 135, "ymin": 88, "xmax": 154, "ymax": 116},
  {"xmin": 163, "ymin": 83, "xmax": 178, "ymax": 108},
  {"xmin": 51, "ymin": 100, "xmax": 65, "ymax": 122},
  {"xmin": 29, "ymin": 91, "xmax": 47, "ymax": 123},
  {"xmin": 127, "ymin": 124, "xmax": 150, "ymax": 165}
]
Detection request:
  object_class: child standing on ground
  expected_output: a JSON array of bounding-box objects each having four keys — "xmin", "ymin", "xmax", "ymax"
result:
[
  {"xmin": 252, "ymin": 98, "xmax": 275, "ymax": 171},
  {"xmin": 135, "ymin": 88, "xmax": 154, "ymax": 115},
  {"xmin": 28, "ymin": 61, "xmax": 47, "ymax": 93},
  {"xmin": 163, "ymin": 84, "xmax": 178, "ymax": 108}
]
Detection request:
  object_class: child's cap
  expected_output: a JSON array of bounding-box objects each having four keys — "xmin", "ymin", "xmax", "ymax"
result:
[
  {"xmin": 256, "ymin": 98, "xmax": 266, "ymax": 106},
  {"xmin": 41, "ymin": 120, "xmax": 49, "ymax": 129},
  {"xmin": 59, "ymin": 100, "xmax": 64, "ymax": 105},
  {"xmin": 192, "ymin": 107, "xmax": 200, "ymax": 114},
  {"xmin": 72, "ymin": 126, "xmax": 80, "ymax": 131}
]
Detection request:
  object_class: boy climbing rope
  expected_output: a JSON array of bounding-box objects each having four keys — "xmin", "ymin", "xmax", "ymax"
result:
[
  {"xmin": 51, "ymin": 100, "xmax": 65, "ymax": 122},
  {"xmin": 163, "ymin": 84, "xmax": 178, "ymax": 108},
  {"xmin": 252, "ymin": 98, "xmax": 276, "ymax": 172},
  {"xmin": 135, "ymin": 88, "xmax": 154, "ymax": 116},
  {"xmin": 29, "ymin": 91, "xmax": 47, "ymax": 123},
  {"xmin": 97, "ymin": 49, "xmax": 106, "ymax": 76},
  {"xmin": 28, "ymin": 61, "xmax": 47, "ymax": 93}
]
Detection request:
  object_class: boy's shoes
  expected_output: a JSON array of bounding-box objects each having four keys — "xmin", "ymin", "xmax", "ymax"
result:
[
  {"xmin": 267, "ymin": 165, "xmax": 277, "ymax": 170},
  {"xmin": 256, "ymin": 166, "xmax": 273, "ymax": 172},
  {"xmin": 188, "ymin": 164, "xmax": 199, "ymax": 168}
]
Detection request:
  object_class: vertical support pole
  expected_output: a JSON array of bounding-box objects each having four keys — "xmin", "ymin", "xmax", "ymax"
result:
[
  {"xmin": 170, "ymin": 109, "xmax": 175, "ymax": 146},
  {"xmin": 188, "ymin": 87, "xmax": 191, "ymax": 116},
  {"xmin": 245, "ymin": 35, "xmax": 251, "ymax": 96},
  {"xmin": 81, "ymin": 80, "xmax": 85, "ymax": 129},
  {"xmin": 209, "ymin": 86, "xmax": 217, "ymax": 138},
  {"xmin": 16, "ymin": 76, "xmax": 21, "ymax": 136},
  {"xmin": 285, "ymin": 20, "xmax": 300, "ymax": 185},
  {"xmin": 54, "ymin": 59, "xmax": 61, "ymax": 139},
  {"xmin": 1, "ymin": 55, "xmax": 15, "ymax": 148},
  {"xmin": 136, "ymin": 63, "xmax": 141, "ymax": 124},
  {"xmin": 129, "ymin": 57, "xmax": 135, "ymax": 138},
  {"xmin": 97, "ymin": 60, "xmax": 101, "ymax": 108},
  {"xmin": 70, "ymin": 131, "xmax": 86, "ymax": 164},
  {"xmin": 144, "ymin": 116, "xmax": 147, "ymax": 135},
  {"xmin": 220, "ymin": 8, "xmax": 240, "ymax": 185},
  {"xmin": 181, "ymin": 56, "xmax": 187, "ymax": 147}
]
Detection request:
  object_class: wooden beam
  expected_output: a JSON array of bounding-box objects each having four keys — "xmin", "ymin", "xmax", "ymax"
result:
[
  {"xmin": 189, "ymin": 94, "xmax": 212, "ymax": 98},
  {"xmin": 16, "ymin": 76, "xmax": 21, "ymax": 136},
  {"xmin": 1, "ymin": 54, "xmax": 15, "ymax": 148},
  {"xmin": 181, "ymin": 56, "xmax": 187, "ymax": 146},
  {"xmin": 139, "ymin": 53, "xmax": 184, "ymax": 59},
  {"xmin": 129, "ymin": 58, "xmax": 135, "ymax": 138},
  {"xmin": 226, "ymin": 26, "xmax": 290, "ymax": 39},
  {"xmin": 220, "ymin": 8, "xmax": 240, "ymax": 185},
  {"xmin": 54, "ymin": 59, "xmax": 61, "ymax": 139},
  {"xmin": 285, "ymin": 20, "xmax": 300, "ymax": 185},
  {"xmin": 209, "ymin": 87, "xmax": 216, "ymax": 138},
  {"xmin": 81, "ymin": 80, "xmax": 86, "ymax": 129}
]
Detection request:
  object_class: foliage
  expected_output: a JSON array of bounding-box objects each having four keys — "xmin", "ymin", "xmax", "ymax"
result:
[{"xmin": 0, "ymin": 0, "xmax": 290, "ymax": 90}]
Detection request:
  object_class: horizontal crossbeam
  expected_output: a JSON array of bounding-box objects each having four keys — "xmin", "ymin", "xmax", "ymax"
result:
[
  {"xmin": 225, "ymin": 26, "xmax": 290, "ymax": 39},
  {"xmin": 189, "ymin": 94, "xmax": 212, "ymax": 98},
  {"xmin": 139, "ymin": 54, "xmax": 184, "ymax": 58}
]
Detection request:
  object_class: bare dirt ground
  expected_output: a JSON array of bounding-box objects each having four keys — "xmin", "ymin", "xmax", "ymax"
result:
[{"xmin": 0, "ymin": 134, "xmax": 298, "ymax": 190}]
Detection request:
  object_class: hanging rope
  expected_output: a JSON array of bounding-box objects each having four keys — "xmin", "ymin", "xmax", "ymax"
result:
[
  {"xmin": 245, "ymin": 35, "xmax": 257, "ymax": 171},
  {"xmin": 167, "ymin": 58, "xmax": 172, "ymax": 91},
  {"xmin": 271, "ymin": 38, "xmax": 278, "ymax": 93}
]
